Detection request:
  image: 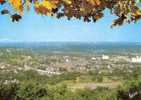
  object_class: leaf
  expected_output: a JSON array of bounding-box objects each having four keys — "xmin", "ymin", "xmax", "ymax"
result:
[
  {"xmin": 0, "ymin": 0, "xmax": 5, "ymax": 5},
  {"xmin": 88, "ymin": 0, "xmax": 101, "ymax": 6},
  {"xmin": 111, "ymin": 14, "xmax": 126, "ymax": 27},
  {"xmin": 41, "ymin": 0, "xmax": 56, "ymax": 10},
  {"xmin": 25, "ymin": 0, "xmax": 29, "ymax": 10},
  {"xmin": 11, "ymin": 14, "xmax": 22, "ymax": 22},
  {"xmin": 1, "ymin": 9, "xmax": 9, "ymax": 15},
  {"xmin": 34, "ymin": 0, "xmax": 39, "ymax": 8},
  {"xmin": 8, "ymin": 0, "xmax": 21, "ymax": 11},
  {"xmin": 131, "ymin": 10, "xmax": 141, "ymax": 17},
  {"xmin": 38, "ymin": 6, "xmax": 48, "ymax": 15},
  {"xmin": 63, "ymin": 0, "xmax": 72, "ymax": 5},
  {"xmin": 8, "ymin": 0, "xmax": 23, "ymax": 16},
  {"xmin": 52, "ymin": 8, "xmax": 58, "ymax": 13}
]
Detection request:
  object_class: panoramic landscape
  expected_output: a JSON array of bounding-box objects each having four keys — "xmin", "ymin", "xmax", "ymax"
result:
[
  {"xmin": 0, "ymin": 0, "xmax": 141, "ymax": 100},
  {"xmin": 0, "ymin": 42, "xmax": 141, "ymax": 100}
]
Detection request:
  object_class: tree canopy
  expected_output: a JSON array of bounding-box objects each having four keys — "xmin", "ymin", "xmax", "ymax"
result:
[{"xmin": 0, "ymin": 0, "xmax": 141, "ymax": 27}]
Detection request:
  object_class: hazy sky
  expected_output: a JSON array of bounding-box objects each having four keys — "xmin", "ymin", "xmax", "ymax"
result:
[{"xmin": 0, "ymin": 8, "xmax": 141, "ymax": 43}]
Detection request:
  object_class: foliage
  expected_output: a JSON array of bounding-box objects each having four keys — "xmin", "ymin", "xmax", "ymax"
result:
[
  {"xmin": 0, "ymin": 69, "xmax": 141, "ymax": 100},
  {"xmin": 0, "ymin": 0, "xmax": 141, "ymax": 27},
  {"xmin": 0, "ymin": 81, "xmax": 117, "ymax": 100},
  {"xmin": 0, "ymin": 81, "xmax": 19, "ymax": 100},
  {"xmin": 117, "ymin": 81, "xmax": 141, "ymax": 100}
]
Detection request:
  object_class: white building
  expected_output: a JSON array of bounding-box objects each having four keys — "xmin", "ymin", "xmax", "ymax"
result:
[
  {"xmin": 102, "ymin": 55, "xmax": 109, "ymax": 60},
  {"xmin": 91, "ymin": 57, "xmax": 96, "ymax": 60},
  {"xmin": 131, "ymin": 56, "xmax": 141, "ymax": 63}
]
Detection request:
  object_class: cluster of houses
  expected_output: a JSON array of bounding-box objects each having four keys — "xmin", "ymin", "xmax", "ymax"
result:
[
  {"xmin": 1, "ymin": 51, "xmax": 141, "ymax": 76},
  {"xmin": 91, "ymin": 55, "xmax": 141, "ymax": 63}
]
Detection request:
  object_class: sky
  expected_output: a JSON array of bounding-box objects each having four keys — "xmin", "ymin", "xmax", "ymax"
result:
[{"xmin": 0, "ymin": 8, "xmax": 141, "ymax": 43}]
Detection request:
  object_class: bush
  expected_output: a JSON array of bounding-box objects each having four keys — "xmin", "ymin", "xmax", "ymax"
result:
[
  {"xmin": 117, "ymin": 81, "xmax": 141, "ymax": 100},
  {"xmin": 0, "ymin": 82, "xmax": 19, "ymax": 100}
]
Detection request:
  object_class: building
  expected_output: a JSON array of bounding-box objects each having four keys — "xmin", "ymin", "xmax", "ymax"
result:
[
  {"xmin": 91, "ymin": 57, "xmax": 96, "ymax": 60},
  {"xmin": 131, "ymin": 56, "xmax": 141, "ymax": 63},
  {"xmin": 102, "ymin": 55, "xmax": 109, "ymax": 60}
]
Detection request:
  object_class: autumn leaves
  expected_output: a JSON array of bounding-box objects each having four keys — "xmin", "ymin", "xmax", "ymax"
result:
[
  {"xmin": 0, "ymin": 0, "xmax": 22, "ymax": 22},
  {"xmin": 34, "ymin": 0, "xmax": 58, "ymax": 16},
  {"xmin": 0, "ymin": 0, "xmax": 60, "ymax": 22},
  {"xmin": 0, "ymin": 0, "xmax": 141, "ymax": 27}
]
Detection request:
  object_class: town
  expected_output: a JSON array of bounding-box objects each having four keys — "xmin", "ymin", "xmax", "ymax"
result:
[
  {"xmin": 0, "ymin": 48, "xmax": 141, "ymax": 100},
  {"xmin": 0, "ymin": 48, "xmax": 141, "ymax": 76}
]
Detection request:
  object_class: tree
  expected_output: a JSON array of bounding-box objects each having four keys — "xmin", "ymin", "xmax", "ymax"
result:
[{"xmin": 0, "ymin": 0, "xmax": 141, "ymax": 27}]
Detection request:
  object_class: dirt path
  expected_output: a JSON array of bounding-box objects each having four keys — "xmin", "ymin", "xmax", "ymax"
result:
[{"xmin": 68, "ymin": 81, "xmax": 121, "ymax": 91}]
